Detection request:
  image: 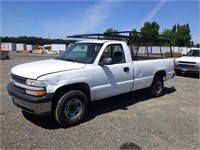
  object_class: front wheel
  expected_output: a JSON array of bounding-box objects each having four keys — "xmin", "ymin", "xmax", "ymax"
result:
[
  {"xmin": 148, "ymin": 75, "xmax": 164, "ymax": 98},
  {"xmin": 55, "ymin": 90, "xmax": 89, "ymax": 127}
]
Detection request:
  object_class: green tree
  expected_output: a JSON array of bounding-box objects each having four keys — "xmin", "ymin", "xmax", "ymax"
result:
[
  {"xmin": 131, "ymin": 29, "xmax": 138, "ymax": 35},
  {"xmin": 131, "ymin": 29, "xmax": 140, "ymax": 44},
  {"xmin": 161, "ymin": 29, "xmax": 176, "ymax": 46},
  {"xmin": 104, "ymin": 28, "xmax": 118, "ymax": 34},
  {"xmin": 172, "ymin": 25, "xmax": 176, "ymax": 34},
  {"xmin": 174, "ymin": 24, "xmax": 191, "ymax": 47},
  {"xmin": 140, "ymin": 21, "xmax": 160, "ymax": 45},
  {"xmin": 104, "ymin": 28, "xmax": 119, "ymax": 39},
  {"xmin": 161, "ymin": 23, "xmax": 192, "ymax": 47},
  {"xmin": 140, "ymin": 22, "xmax": 151, "ymax": 34},
  {"xmin": 190, "ymin": 41, "xmax": 194, "ymax": 47}
]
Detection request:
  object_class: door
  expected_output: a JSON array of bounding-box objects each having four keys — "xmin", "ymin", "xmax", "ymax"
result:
[{"xmin": 93, "ymin": 44, "xmax": 134, "ymax": 100}]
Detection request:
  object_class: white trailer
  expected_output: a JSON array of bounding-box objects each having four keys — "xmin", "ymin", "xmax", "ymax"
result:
[
  {"xmin": 1, "ymin": 42, "xmax": 16, "ymax": 51},
  {"xmin": 16, "ymin": 43, "xmax": 26, "ymax": 51},
  {"xmin": 26, "ymin": 45, "xmax": 34, "ymax": 50},
  {"xmin": 51, "ymin": 44, "xmax": 66, "ymax": 53}
]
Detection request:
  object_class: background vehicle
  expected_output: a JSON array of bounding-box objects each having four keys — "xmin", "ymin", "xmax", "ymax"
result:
[
  {"xmin": 175, "ymin": 48, "xmax": 200, "ymax": 75},
  {"xmin": 7, "ymin": 31, "xmax": 175, "ymax": 127},
  {"xmin": 1, "ymin": 50, "xmax": 9, "ymax": 59}
]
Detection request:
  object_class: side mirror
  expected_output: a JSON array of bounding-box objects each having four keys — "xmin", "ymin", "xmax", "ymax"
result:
[{"xmin": 99, "ymin": 57, "xmax": 112, "ymax": 66}]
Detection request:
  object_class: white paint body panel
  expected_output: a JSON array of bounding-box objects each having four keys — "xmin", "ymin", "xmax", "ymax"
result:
[
  {"xmin": 132, "ymin": 59, "xmax": 174, "ymax": 91},
  {"xmin": 11, "ymin": 59, "xmax": 85, "ymax": 79}
]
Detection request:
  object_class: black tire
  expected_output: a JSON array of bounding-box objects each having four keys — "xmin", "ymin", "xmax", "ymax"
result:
[
  {"xmin": 148, "ymin": 75, "xmax": 164, "ymax": 98},
  {"xmin": 55, "ymin": 90, "xmax": 89, "ymax": 127}
]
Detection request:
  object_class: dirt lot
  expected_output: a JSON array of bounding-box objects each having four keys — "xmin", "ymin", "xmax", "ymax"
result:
[{"xmin": 1, "ymin": 52, "xmax": 200, "ymax": 149}]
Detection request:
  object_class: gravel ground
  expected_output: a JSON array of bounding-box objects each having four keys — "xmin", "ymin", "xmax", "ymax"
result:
[{"xmin": 1, "ymin": 52, "xmax": 200, "ymax": 149}]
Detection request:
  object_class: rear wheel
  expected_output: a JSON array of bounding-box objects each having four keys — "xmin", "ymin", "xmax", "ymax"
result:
[
  {"xmin": 148, "ymin": 75, "xmax": 164, "ymax": 97},
  {"xmin": 55, "ymin": 90, "xmax": 89, "ymax": 127}
]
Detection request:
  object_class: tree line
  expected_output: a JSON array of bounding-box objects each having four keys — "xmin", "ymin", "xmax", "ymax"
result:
[{"xmin": 1, "ymin": 36, "xmax": 76, "ymax": 45}]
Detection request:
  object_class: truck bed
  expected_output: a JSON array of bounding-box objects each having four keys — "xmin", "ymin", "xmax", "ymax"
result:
[{"xmin": 132, "ymin": 58, "xmax": 175, "ymax": 91}]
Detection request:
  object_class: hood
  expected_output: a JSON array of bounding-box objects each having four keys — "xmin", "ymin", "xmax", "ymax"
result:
[
  {"xmin": 11, "ymin": 59, "xmax": 86, "ymax": 79},
  {"xmin": 176, "ymin": 56, "xmax": 200, "ymax": 63}
]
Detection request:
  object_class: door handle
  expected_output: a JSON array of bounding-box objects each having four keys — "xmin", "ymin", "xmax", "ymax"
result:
[{"xmin": 124, "ymin": 67, "xmax": 129, "ymax": 72}]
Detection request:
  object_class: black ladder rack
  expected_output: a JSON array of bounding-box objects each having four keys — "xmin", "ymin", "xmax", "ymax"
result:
[{"xmin": 67, "ymin": 31, "xmax": 173, "ymax": 59}]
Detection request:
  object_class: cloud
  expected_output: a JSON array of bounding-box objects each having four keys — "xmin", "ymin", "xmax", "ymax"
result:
[
  {"xmin": 143, "ymin": 0, "xmax": 168, "ymax": 23},
  {"xmin": 79, "ymin": 0, "xmax": 112, "ymax": 33},
  {"xmin": 43, "ymin": 0, "xmax": 115, "ymax": 38}
]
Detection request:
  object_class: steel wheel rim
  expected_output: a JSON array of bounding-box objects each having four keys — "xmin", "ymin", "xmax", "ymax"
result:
[
  {"xmin": 64, "ymin": 98, "xmax": 83, "ymax": 120},
  {"xmin": 155, "ymin": 81, "xmax": 162, "ymax": 93}
]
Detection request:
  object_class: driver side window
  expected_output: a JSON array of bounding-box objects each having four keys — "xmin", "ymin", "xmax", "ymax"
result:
[{"xmin": 100, "ymin": 44, "xmax": 125, "ymax": 64}]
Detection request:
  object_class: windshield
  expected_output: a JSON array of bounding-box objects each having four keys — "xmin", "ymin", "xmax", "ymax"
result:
[
  {"xmin": 58, "ymin": 43, "xmax": 103, "ymax": 64},
  {"xmin": 186, "ymin": 50, "xmax": 200, "ymax": 57}
]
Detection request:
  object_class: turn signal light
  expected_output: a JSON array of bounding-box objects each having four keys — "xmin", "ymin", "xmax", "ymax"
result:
[{"xmin": 26, "ymin": 90, "xmax": 46, "ymax": 97}]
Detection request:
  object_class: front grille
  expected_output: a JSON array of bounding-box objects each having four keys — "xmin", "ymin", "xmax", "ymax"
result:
[
  {"xmin": 179, "ymin": 61, "xmax": 196, "ymax": 65},
  {"xmin": 178, "ymin": 61, "xmax": 197, "ymax": 68},
  {"xmin": 11, "ymin": 74, "xmax": 27, "ymax": 93},
  {"xmin": 179, "ymin": 61, "xmax": 196, "ymax": 64},
  {"xmin": 13, "ymin": 84, "xmax": 26, "ymax": 93},
  {"xmin": 11, "ymin": 74, "xmax": 27, "ymax": 84},
  {"xmin": 178, "ymin": 64, "xmax": 196, "ymax": 68}
]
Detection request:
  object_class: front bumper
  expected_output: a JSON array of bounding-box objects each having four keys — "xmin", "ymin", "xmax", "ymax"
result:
[
  {"xmin": 7, "ymin": 82, "xmax": 53, "ymax": 116},
  {"xmin": 175, "ymin": 66, "xmax": 200, "ymax": 74}
]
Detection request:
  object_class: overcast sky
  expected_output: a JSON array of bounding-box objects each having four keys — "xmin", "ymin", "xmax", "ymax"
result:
[{"xmin": 1, "ymin": 0, "xmax": 200, "ymax": 44}]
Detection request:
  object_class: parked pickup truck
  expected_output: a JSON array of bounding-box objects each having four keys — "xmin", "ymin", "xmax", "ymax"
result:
[
  {"xmin": 7, "ymin": 39, "xmax": 175, "ymax": 127},
  {"xmin": 175, "ymin": 48, "xmax": 200, "ymax": 75}
]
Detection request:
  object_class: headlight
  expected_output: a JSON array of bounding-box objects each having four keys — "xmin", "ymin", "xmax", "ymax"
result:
[
  {"xmin": 26, "ymin": 79, "xmax": 46, "ymax": 96},
  {"xmin": 196, "ymin": 62, "xmax": 200, "ymax": 67},
  {"xmin": 175, "ymin": 60, "xmax": 179, "ymax": 65},
  {"xmin": 26, "ymin": 79, "xmax": 45, "ymax": 87}
]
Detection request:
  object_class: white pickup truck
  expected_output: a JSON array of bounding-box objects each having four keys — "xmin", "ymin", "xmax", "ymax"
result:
[
  {"xmin": 7, "ymin": 39, "xmax": 175, "ymax": 127},
  {"xmin": 175, "ymin": 48, "xmax": 200, "ymax": 75}
]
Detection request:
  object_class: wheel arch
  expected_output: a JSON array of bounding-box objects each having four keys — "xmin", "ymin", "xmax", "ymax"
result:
[
  {"xmin": 150, "ymin": 70, "xmax": 166, "ymax": 86},
  {"xmin": 154, "ymin": 70, "xmax": 166, "ymax": 79},
  {"xmin": 52, "ymin": 83, "xmax": 91, "ymax": 110}
]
